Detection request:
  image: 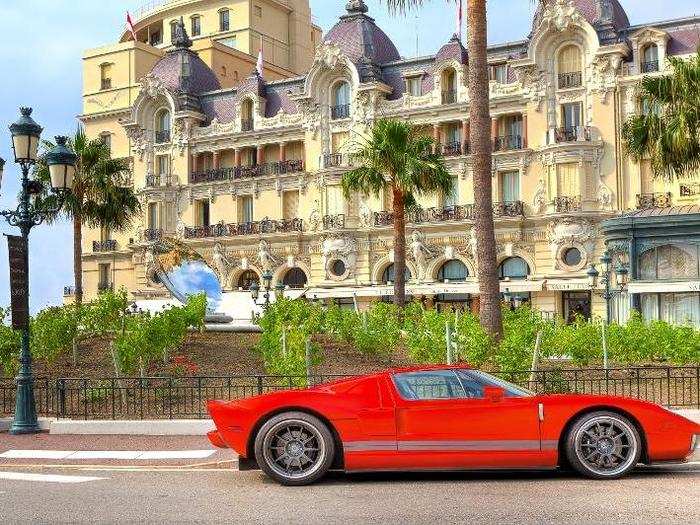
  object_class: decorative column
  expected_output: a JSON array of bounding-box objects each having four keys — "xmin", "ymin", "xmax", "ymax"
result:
[
  {"xmin": 279, "ymin": 142, "xmax": 287, "ymax": 162},
  {"xmin": 234, "ymin": 148, "xmax": 241, "ymax": 167},
  {"xmin": 256, "ymin": 145, "xmax": 265, "ymax": 166},
  {"xmin": 190, "ymin": 153, "xmax": 198, "ymax": 173},
  {"xmin": 461, "ymin": 119, "xmax": 470, "ymax": 152},
  {"xmin": 522, "ymin": 113, "xmax": 528, "ymax": 149},
  {"xmin": 212, "ymin": 151, "xmax": 220, "ymax": 170},
  {"xmin": 432, "ymin": 124, "xmax": 441, "ymax": 153}
]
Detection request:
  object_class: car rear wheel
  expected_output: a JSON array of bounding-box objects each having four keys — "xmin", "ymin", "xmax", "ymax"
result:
[
  {"xmin": 565, "ymin": 411, "xmax": 641, "ymax": 479},
  {"xmin": 254, "ymin": 411, "xmax": 335, "ymax": 486}
]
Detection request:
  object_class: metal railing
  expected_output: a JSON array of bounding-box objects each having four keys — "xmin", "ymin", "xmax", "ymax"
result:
[
  {"xmin": 553, "ymin": 126, "xmax": 591, "ymax": 143},
  {"xmin": 494, "ymin": 134, "xmax": 523, "ymax": 152},
  {"xmin": 146, "ymin": 173, "xmax": 172, "ymax": 187},
  {"xmin": 636, "ymin": 192, "xmax": 672, "ymax": 209},
  {"xmin": 101, "ymin": 78, "xmax": 112, "ymax": 91},
  {"xmin": 189, "ymin": 160, "xmax": 304, "ymax": 184},
  {"xmin": 322, "ymin": 214, "xmax": 345, "ymax": 230},
  {"xmin": 441, "ymin": 142, "xmax": 464, "ymax": 156},
  {"xmin": 330, "ymin": 104, "xmax": 350, "ymax": 120},
  {"xmin": 680, "ymin": 184, "xmax": 700, "ymax": 197},
  {"xmin": 2, "ymin": 367, "xmax": 698, "ymax": 420},
  {"xmin": 558, "ymin": 71, "xmax": 582, "ymax": 89},
  {"xmin": 93, "ymin": 240, "xmax": 118, "ymax": 253},
  {"xmin": 240, "ymin": 119, "xmax": 254, "ymax": 132},
  {"xmin": 442, "ymin": 90, "xmax": 457, "ymax": 104},
  {"xmin": 143, "ymin": 229, "xmax": 163, "ymax": 242},
  {"xmin": 552, "ymin": 195, "xmax": 582, "ymax": 213},
  {"xmin": 155, "ymin": 130, "xmax": 170, "ymax": 144},
  {"xmin": 184, "ymin": 218, "xmax": 303, "ymax": 239},
  {"xmin": 63, "ymin": 286, "xmax": 76, "ymax": 297},
  {"xmin": 373, "ymin": 201, "xmax": 524, "ymax": 227},
  {"xmin": 641, "ymin": 61, "xmax": 659, "ymax": 73},
  {"xmin": 321, "ymin": 153, "xmax": 355, "ymax": 169}
]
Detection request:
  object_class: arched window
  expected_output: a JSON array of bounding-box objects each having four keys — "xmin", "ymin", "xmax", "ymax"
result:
[
  {"xmin": 642, "ymin": 44, "xmax": 659, "ymax": 73},
  {"xmin": 331, "ymin": 81, "xmax": 351, "ymax": 120},
  {"xmin": 441, "ymin": 68, "xmax": 457, "ymax": 104},
  {"xmin": 219, "ymin": 9, "xmax": 230, "ymax": 32},
  {"xmin": 437, "ymin": 260, "xmax": 469, "ymax": 282},
  {"xmin": 381, "ymin": 264, "xmax": 412, "ymax": 284},
  {"xmin": 283, "ymin": 268, "xmax": 308, "ymax": 289},
  {"xmin": 241, "ymin": 99, "xmax": 254, "ymax": 131},
  {"xmin": 498, "ymin": 257, "xmax": 530, "ymax": 280},
  {"xmin": 155, "ymin": 109, "xmax": 171, "ymax": 144},
  {"xmin": 639, "ymin": 244, "xmax": 700, "ymax": 281},
  {"xmin": 557, "ymin": 45, "xmax": 582, "ymax": 88},
  {"xmin": 190, "ymin": 15, "xmax": 201, "ymax": 37},
  {"xmin": 237, "ymin": 270, "xmax": 260, "ymax": 291}
]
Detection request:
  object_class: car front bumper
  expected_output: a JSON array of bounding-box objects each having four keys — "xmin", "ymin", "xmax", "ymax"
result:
[{"xmin": 689, "ymin": 434, "xmax": 700, "ymax": 462}]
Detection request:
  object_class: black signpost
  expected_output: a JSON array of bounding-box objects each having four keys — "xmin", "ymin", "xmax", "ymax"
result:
[{"xmin": 7, "ymin": 235, "xmax": 29, "ymax": 330}]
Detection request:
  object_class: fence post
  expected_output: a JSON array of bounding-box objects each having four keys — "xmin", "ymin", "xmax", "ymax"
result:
[
  {"xmin": 445, "ymin": 320, "xmax": 453, "ymax": 365},
  {"xmin": 305, "ymin": 337, "xmax": 313, "ymax": 387},
  {"xmin": 530, "ymin": 331, "xmax": 542, "ymax": 383},
  {"xmin": 56, "ymin": 379, "xmax": 66, "ymax": 418},
  {"xmin": 257, "ymin": 376, "xmax": 264, "ymax": 395},
  {"xmin": 601, "ymin": 321, "xmax": 609, "ymax": 370}
]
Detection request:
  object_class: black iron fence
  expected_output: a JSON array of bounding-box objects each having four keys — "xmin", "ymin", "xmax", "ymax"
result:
[{"xmin": 1, "ymin": 367, "xmax": 698, "ymax": 420}]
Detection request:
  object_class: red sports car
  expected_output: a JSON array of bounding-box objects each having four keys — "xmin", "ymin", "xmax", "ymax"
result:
[{"xmin": 207, "ymin": 365, "xmax": 700, "ymax": 485}]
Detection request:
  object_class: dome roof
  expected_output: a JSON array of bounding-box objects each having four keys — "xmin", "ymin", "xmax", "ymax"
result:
[
  {"xmin": 323, "ymin": 0, "xmax": 401, "ymax": 66},
  {"xmin": 436, "ymin": 34, "xmax": 468, "ymax": 65},
  {"xmin": 149, "ymin": 18, "xmax": 221, "ymax": 96},
  {"xmin": 533, "ymin": 0, "xmax": 630, "ymax": 38}
]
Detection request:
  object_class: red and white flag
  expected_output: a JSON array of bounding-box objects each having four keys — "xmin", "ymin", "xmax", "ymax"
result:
[
  {"xmin": 456, "ymin": 0, "xmax": 463, "ymax": 42},
  {"xmin": 126, "ymin": 11, "xmax": 137, "ymax": 41},
  {"xmin": 256, "ymin": 47, "xmax": 264, "ymax": 78}
]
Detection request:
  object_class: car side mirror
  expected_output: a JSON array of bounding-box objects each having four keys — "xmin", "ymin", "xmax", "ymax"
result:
[{"xmin": 483, "ymin": 386, "xmax": 505, "ymax": 403}]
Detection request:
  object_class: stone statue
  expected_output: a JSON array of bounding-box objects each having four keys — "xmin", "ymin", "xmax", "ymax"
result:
[
  {"xmin": 257, "ymin": 240, "xmax": 278, "ymax": 272},
  {"xmin": 533, "ymin": 178, "xmax": 547, "ymax": 213},
  {"xmin": 359, "ymin": 198, "xmax": 372, "ymax": 228},
  {"xmin": 144, "ymin": 247, "xmax": 157, "ymax": 284},
  {"xmin": 322, "ymin": 236, "xmax": 358, "ymax": 280},
  {"xmin": 212, "ymin": 243, "xmax": 231, "ymax": 284},
  {"xmin": 176, "ymin": 218, "xmax": 185, "ymax": 239},
  {"xmin": 409, "ymin": 231, "xmax": 435, "ymax": 282},
  {"xmin": 308, "ymin": 199, "xmax": 321, "ymax": 232}
]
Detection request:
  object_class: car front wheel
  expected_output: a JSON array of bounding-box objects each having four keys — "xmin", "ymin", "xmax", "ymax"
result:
[
  {"xmin": 254, "ymin": 411, "xmax": 335, "ymax": 486},
  {"xmin": 565, "ymin": 411, "xmax": 642, "ymax": 479}
]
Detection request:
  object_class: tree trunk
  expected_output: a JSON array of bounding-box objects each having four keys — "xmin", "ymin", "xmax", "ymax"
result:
[
  {"xmin": 467, "ymin": 0, "xmax": 503, "ymax": 341},
  {"xmin": 392, "ymin": 186, "xmax": 407, "ymax": 309},
  {"xmin": 73, "ymin": 210, "xmax": 84, "ymax": 306}
]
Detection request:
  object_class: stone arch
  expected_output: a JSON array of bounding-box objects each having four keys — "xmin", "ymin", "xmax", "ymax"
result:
[
  {"xmin": 496, "ymin": 251, "xmax": 536, "ymax": 277},
  {"xmin": 272, "ymin": 260, "xmax": 312, "ymax": 287},
  {"xmin": 428, "ymin": 255, "xmax": 476, "ymax": 282},
  {"xmin": 229, "ymin": 266, "xmax": 262, "ymax": 291},
  {"xmin": 370, "ymin": 255, "xmax": 417, "ymax": 284}
]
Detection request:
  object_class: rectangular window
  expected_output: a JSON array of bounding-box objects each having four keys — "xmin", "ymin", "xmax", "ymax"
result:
[
  {"xmin": 191, "ymin": 17, "xmax": 201, "ymax": 37},
  {"xmin": 561, "ymin": 102, "xmax": 582, "ymax": 130},
  {"xmin": 643, "ymin": 293, "xmax": 700, "ymax": 327},
  {"xmin": 283, "ymin": 190, "xmax": 300, "ymax": 220},
  {"xmin": 195, "ymin": 199, "xmax": 210, "ymax": 228},
  {"xmin": 101, "ymin": 133, "xmax": 111, "ymax": 151},
  {"xmin": 490, "ymin": 64, "xmax": 508, "ymax": 83},
  {"xmin": 557, "ymin": 163, "xmax": 579, "ymax": 197},
  {"xmin": 147, "ymin": 202, "xmax": 159, "ymax": 230},
  {"xmin": 150, "ymin": 29, "xmax": 162, "ymax": 46},
  {"xmin": 405, "ymin": 76, "xmax": 422, "ymax": 96},
  {"xmin": 100, "ymin": 225, "xmax": 111, "ymax": 243},
  {"xmin": 500, "ymin": 171, "xmax": 520, "ymax": 202},
  {"xmin": 156, "ymin": 155, "xmax": 169, "ymax": 177},
  {"xmin": 219, "ymin": 9, "xmax": 230, "ymax": 32},
  {"xmin": 100, "ymin": 64, "xmax": 112, "ymax": 90},
  {"xmin": 443, "ymin": 176, "xmax": 459, "ymax": 208},
  {"xmin": 98, "ymin": 263, "xmax": 111, "ymax": 290},
  {"xmin": 331, "ymin": 132, "xmax": 349, "ymax": 153},
  {"xmin": 239, "ymin": 195, "xmax": 254, "ymax": 223}
]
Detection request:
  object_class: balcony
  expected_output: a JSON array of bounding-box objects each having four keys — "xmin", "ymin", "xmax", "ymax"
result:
[
  {"xmin": 373, "ymin": 201, "xmax": 524, "ymax": 226},
  {"xmin": 241, "ymin": 119, "xmax": 254, "ymax": 132},
  {"xmin": 146, "ymin": 173, "xmax": 172, "ymax": 187},
  {"xmin": 63, "ymin": 286, "xmax": 76, "ymax": 297},
  {"xmin": 680, "ymin": 184, "xmax": 700, "ymax": 197},
  {"xmin": 101, "ymin": 78, "xmax": 112, "ymax": 90},
  {"xmin": 441, "ymin": 90, "xmax": 457, "ymax": 104},
  {"xmin": 183, "ymin": 218, "xmax": 303, "ymax": 239},
  {"xmin": 494, "ymin": 135, "xmax": 523, "ymax": 152},
  {"xmin": 143, "ymin": 229, "xmax": 163, "ymax": 242},
  {"xmin": 552, "ymin": 195, "xmax": 582, "ymax": 213},
  {"xmin": 441, "ymin": 142, "xmax": 465, "ymax": 157},
  {"xmin": 189, "ymin": 160, "xmax": 304, "ymax": 184},
  {"xmin": 641, "ymin": 61, "xmax": 659, "ymax": 74},
  {"xmin": 155, "ymin": 130, "xmax": 170, "ymax": 144},
  {"xmin": 322, "ymin": 214, "xmax": 346, "ymax": 230},
  {"xmin": 550, "ymin": 126, "xmax": 591, "ymax": 144},
  {"xmin": 321, "ymin": 153, "xmax": 356, "ymax": 169},
  {"xmin": 330, "ymin": 104, "xmax": 350, "ymax": 120},
  {"xmin": 636, "ymin": 192, "xmax": 672, "ymax": 209},
  {"xmin": 98, "ymin": 282, "xmax": 113, "ymax": 293},
  {"xmin": 93, "ymin": 240, "xmax": 117, "ymax": 253},
  {"xmin": 558, "ymin": 72, "xmax": 582, "ymax": 89}
]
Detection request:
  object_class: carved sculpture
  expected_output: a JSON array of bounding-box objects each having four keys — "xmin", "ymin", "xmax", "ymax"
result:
[
  {"xmin": 409, "ymin": 231, "xmax": 436, "ymax": 282},
  {"xmin": 257, "ymin": 240, "xmax": 278, "ymax": 272},
  {"xmin": 212, "ymin": 243, "xmax": 231, "ymax": 284},
  {"xmin": 308, "ymin": 199, "xmax": 322, "ymax": 232},
  {"xmin": 322, "ymin": 236, "xmax": 358, "ymax": 280}
]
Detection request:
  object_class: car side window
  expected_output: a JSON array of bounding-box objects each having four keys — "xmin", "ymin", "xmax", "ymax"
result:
[
  {"xmin": 392, "ymin": 371, "xmax": 467, "ymax": 400},
  {"xmin": 455, "ymin": 370, "xmax": 530, "ymax": 398}
]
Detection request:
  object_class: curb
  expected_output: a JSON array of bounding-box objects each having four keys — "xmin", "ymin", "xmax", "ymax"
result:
[
  {"xmin": 0, "ymin": 418, "xmax": 55, "ymax": 432},
  {"xmin": 49, "ymin": 419, "xmax": 216, "ymax": 436}
]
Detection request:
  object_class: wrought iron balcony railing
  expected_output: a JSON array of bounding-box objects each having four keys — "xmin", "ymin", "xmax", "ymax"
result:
[
  {"xmin": 189, "ymin": 160, "xmax": 304, "ymax": 184},
  {"xmin": 441, "ymin": 142, "xmax": 464, "ymax": 157},
  {"xmin": 146, "ymin": 173, "xmax": 173, "ymax": 187},
  {"xmin": 330, "ymin": 104, "xmax": 350, "ymax": 120},
  {"xmin": 98, "ymin": 282, "xmax": 114, "ymax": 293},
  {"xmin": 441, "ymin": 90, "xmax": 457, "ymax": 104},
  {"xmin": 63, "ymin": 286, "xmax": 76, "ymax": 297},
  {"xmin": 240, "ymin": 119, "xmax": 254, "ymax": 132},
  {"xmin": 641, "ymin": 61, "xmax": 659, "ymax": 74},
  {"xmin": 321, "ymin": 153, "xmax": 356, "ymax": 169},
  {"xmin": 493, "ymin": 200, "xmax": 525, "ymax": 217},
  {"xmin": 154, "ymin": 130, "xmax": 170, "ymax": 144},
  {"xmin": 143, "ymin": 229, "xmax": 163, "ymax": 242},
  {"xmin": 680, "ymin": 184, "xmax": 700, "ymax": 197},
  {"xmin": 183, "ymin": 218, "xmax": 303, "ymax": 239},
  {"xmin": 636, "ymin": 192, "xmax": 672, "ymax": 209},
  {"xmin": 93, "ymin": 240, "xmax": 118, "ymax": 253},
  {"xmin": 322, "ymin": 214, "xmax": 346, "ymax": 230},
  {"xmin": 101, "ymin": 78, "xmax": 112, "ymax": 90},
  {"xmin": 552, "ymin": 195, "xmax": 582, "ymax": 213},
  {"xmin": 494, "ymin": 134, "xmax": 523, "ymax": 152},
  {"xmin": 552, "ymin": 126, "xmax": 591, "ymax": 144},
  {"xmin": 558, "ymin": 71, "xmax": 582, "ymax": 89},
  {"xmin": 373, "ymin": 201, "xmax": 524, "ymax": 226}
]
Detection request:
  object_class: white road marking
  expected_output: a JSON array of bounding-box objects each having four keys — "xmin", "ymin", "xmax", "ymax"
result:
[
  {"xmin": 0, "ymin": 449, "xmax": 217, "ymax": 461},
  {"xmin": 0, "ymin": 471, "xmax": 106, "ymax": 484}
]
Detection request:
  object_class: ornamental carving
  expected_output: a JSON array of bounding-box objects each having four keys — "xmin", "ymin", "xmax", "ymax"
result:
[
  {"xmin": 212, "ymin": 242, "xmax": 232, "ymax": 284},
  {"xmin": 314, "ymin": 43, "xmax": 346, "ymax": 72},
  {"xmin": 257, "ymin": 240, "xmax": 279, "ymax": 273},
  {"xmin": 537, "ymin": 0, "xmax": 583, "ymax": 33},
  {"xmin": 409, "ymin": 230, "xmax": 437, "ymax": 283},
  {"xmin": 548, "ymin": 218, "xmax": 597, "ymax": 270},
  {"xmin": 141, "ymin": 74, "xmax": 168, "ymax": 100},
  {"xmin": 322, "ymin": 235, "xmax": 358, "ymax": 281},
  {"xmin": 592, "ymin": 53, "xmax": 623, "ymax": 103},
  {"xmin": 515, "ymin": 65, "xmax": 548, "ymax": 111}
]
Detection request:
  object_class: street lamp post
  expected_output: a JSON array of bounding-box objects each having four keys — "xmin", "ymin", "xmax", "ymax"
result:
[
  {"xmin": 1, "ymin": 108, "xmax": 75, "ymax": 434},
  {"xmin": 249, "ymin": 270, "xmax": 284, "ymax": 310},
  {"xmin": 586, "ymin": 250, "xmax": 630, "ymax": 325}
]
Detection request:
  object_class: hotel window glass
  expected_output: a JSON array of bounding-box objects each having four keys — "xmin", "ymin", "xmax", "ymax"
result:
[
  {"xmin": 444, "ymin": 176, "xmax": 459, "ymax": 208},
  {"xmin": 331, "ymin": 131, "xmax": 349, "ymax": 154},
  {"xmin": 282, "ymin": 190, "xmax": 299, "ymax": 220},
  {"xmin": 98, "ymin": 263, "xmax": 111, "ymax": 288},
  {"xmin": 219, "ymin": 9, "xmax": 230, "ymax": 32},
  {"xmin": 150, "ymin": 29, "xmax": 162, "ymax": 46},
  {"xmin": 561, "ymin": 102, "xmax": 582, "ymax": 130},
  {"xmin": 557, "ymin": 163, "xmax": 579, "ymax": 197},
  {"xmin": 100, "ymin": 63, "xmax": 112, "ymax": 90},
  {"xmin": 170, "ymin": 21, "xmax": 178, "ymax": 42},
  {"xmin": 500, "ymin": 171, "xmax": 520, "ymax": 203},
  {"xmin": 195, "ymin": 199, "xmax": 210, "ymax": 228},
  {"xmin": 557, "ymin": 45, "xmax": 582, "ymax": 88},
  {"xmin": 326, "ymin": 185, "xmax": 344, "ymax": 216},
  {"xmin": 642, "ymin": 44, "xmax": 659, "ymax": 72},
  {"xmin": 638, "ymin": 244, "xmax": 700, "ymax": 281},
  {"xmin": 238, "ymin": 270, "xmax": 259, "ymax": 291},
  {"xmin": 239, "ymin": 195, "xmax": 254, "ymax": 223},
  {"xmin": 382, "ymin": 264, "xmax": 411, "ymax": 284},
  {"xmin": 100, "ymin": 226, "xmax": 111, "ymax": 243},
  {"xmin": 100, "ymin": 133, "xmax": 111, "ymax": 152},
  {"xmin": 191, "ymin": 16, "xmax": 201, "ymax": 37},
  {"xmin": 405, "ymin": 76, "xmax": 422, "ymax": 96},
  {"xmin": 498, "ymin": 257, "xmax": 529, "ymax": 279},
  {"xmin": 283, "ymin": 268, "xmax": 308, "ymax": 289},
  {"xmin": 641, "ymin": 293, "xmax": 700, "ymax": 327},
  {"xmin": 438, "ymin": 260, "xmax": 469, "ymax": 282},
  {"xmin": 147, "ymin": 203, "xmax": 159, "ymax": 229},
  {"xmin": 490, "ymin": 64, "xmax": 508, "ymax": 84},
  {"xmin": 155, "ymin": 155, "xmax": 169, "ymax": 177},
  {"xmin": 331, "ymin": 82, "xmax": 351, "ymax": 120}
]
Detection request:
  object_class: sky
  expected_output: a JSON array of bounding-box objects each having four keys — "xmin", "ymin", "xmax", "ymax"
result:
[{"xmin": 0, "ymin": 0, "xmax": 697, "ymax": 313}]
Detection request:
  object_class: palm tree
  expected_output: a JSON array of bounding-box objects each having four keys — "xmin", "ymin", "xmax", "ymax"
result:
[
  {"xmin": 35, "ymin": 128, "xmax": 140, "ymax": 306},
  {"xmin": 342, "ymin": 119, "xmax": 452, "ymax": 308},
  {"xmin": 623, "ymin": 52, "xmax": 700, "ymax": 180}
]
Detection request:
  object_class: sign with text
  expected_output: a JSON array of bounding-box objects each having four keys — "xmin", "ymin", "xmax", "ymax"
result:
[{"xmin": 7, "ymin": 235, "xmax": 28, "ymax": 330}]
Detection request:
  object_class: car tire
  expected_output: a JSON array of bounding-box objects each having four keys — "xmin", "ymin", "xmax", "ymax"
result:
[
  {"xmin": 565, "ymin": 410, "xmax": 642, "ymax": 480},
  {"xmin": 254, "ymin": 411, "xmax": 335, "ymax": 486}
]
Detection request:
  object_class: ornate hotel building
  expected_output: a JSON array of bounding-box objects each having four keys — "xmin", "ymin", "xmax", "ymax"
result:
[{"xmin": 77, "ymin": 0, "xmax": 700, "ymax": 325}]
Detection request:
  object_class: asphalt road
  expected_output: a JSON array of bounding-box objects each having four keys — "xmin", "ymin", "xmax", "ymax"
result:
[{"xmin": 1, "ymin": 463, "xmax": 698, "ymax": 524}]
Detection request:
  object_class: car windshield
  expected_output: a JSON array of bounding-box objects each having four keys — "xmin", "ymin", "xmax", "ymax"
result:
[{"xmin": 392, "ymin": 369, "xmax": 533, "ymax": 400}]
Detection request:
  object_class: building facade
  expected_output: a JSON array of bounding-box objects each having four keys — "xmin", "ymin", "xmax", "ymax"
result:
[{"xmin": 76, "ymin": 0, "xmax": 700, "ymax": 323}]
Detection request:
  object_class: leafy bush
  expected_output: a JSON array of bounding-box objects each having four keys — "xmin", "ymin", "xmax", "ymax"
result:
[{"xmin": 351, "ymin": 302, "xmax": 401, "ymax": 358}]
